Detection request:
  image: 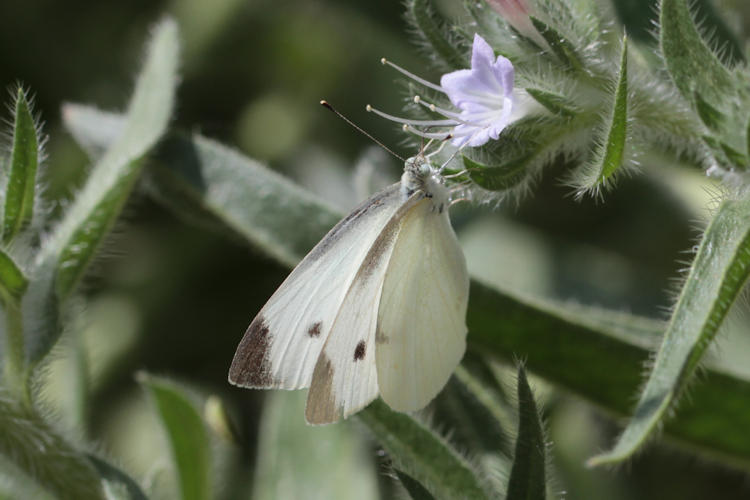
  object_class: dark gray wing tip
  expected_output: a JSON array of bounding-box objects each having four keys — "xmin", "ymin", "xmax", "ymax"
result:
[{"xmin": 228, "ymin": 314, "xmax": 274, "ymax": 388}]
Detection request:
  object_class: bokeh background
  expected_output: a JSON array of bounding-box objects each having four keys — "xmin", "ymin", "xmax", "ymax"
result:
[{"xmin": 2, "ymin": 0, "xmax": 750, "ymax": 498}]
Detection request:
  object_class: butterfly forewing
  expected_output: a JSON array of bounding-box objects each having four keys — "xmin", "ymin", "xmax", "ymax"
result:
[
  {"xmin": 229, "ymin": 184, "xmax": 402, "ymax": 390},
  {"xmin": 375, "ymin": 199, "xmax": 469, "ymax": 412},
  {"xmin": 306, "ymin": 193, "xmax": 423, "ymax": 424}
]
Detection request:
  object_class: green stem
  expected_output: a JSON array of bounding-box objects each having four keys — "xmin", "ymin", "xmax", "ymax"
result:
[{"xmin": 3, "ymin": 302, "xmax": 30, "ymax": 407}]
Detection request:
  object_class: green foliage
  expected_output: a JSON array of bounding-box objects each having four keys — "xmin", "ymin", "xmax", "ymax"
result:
[
  {"xmin": 139, "ymin": 374, "xmax": 212, "ymax": 500},
  {"xmin": 0, "ymin": 390, "xmax": 104, "ymax": 499},
  {"xmin": 529, "ymin": 16, "xmax": 585, "ymax": 72},
  {"xmin": 0, "ymin": 18, "xmax": 178, "ymax": 500},
  {"xmin": 405, "ymin": 0, "xmax": 467, "ymax": 70},
  {"xmin": 573, "ymin": 37, "xmax": 630, "ymax": 195},
  {"xmin": 0, "ymin": 250, "xmax": 27, "ymax": 303},
  {"xmin": 506, "ymin": 365, "xmax": 547, "ymax": 500},
  {"xmin": 2, "ymin": 88, "xmax": 40, "ymax": 244},
  {"xmin": 590, "ymin": 194, "xmax": 750, "ymax": 466},
  {"xmin": 25, "ymin": 18, "xmax": 178, "ymax": 368},
  {"xmin": 394, "ymin": 470, "xmax": 435, "ymax": 500},
  {"xmin": 660, "ymin": 0, "xmax": 750, "ymax": 172},
  {"xmin": 5, "ymin": 0, "xmax": 750, "ymax": 498},
  {"xmin": 359, "ymin": 400, "xmax": 490, "ymax": 500}
]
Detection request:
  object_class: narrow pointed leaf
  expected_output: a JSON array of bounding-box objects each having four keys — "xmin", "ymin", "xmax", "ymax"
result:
[
  {"xmin": 597, "ymin": 38, "xmax": 628, "ymax": 181},
  {"xmin": 574, "ymin": 37, "xmax": 629, "ymax": 193},
  {"xmin": 28, "ymin": 18, "xmax": 179, "ymax": 364},
  {"xmin": 660, "ymin": 0, "xmax": 732, "ymax": 104},
  {"xmin": 62, "ymin": 115, "xmax": 750, "ymax": 467},
  {"xmin": 139, "ymin": 374, "xmax": 211, "ymax": 500},
  {"xmin": 590, "ymin": 195, "xmax": 750, "ymax": 466},
  {"xmin": 51, "ymin": 18, "xmax": 179, "ymax": 301},
  {"xmin": 506, "ymin": 365, "xmax": 546, "ymax": 500},
  {"xmin": 0, "ymin": 390, "xmax": 105, "ymax": 499},
  {"xmin": 395, "ymin": 470, "xmax": 436, "ymax": 500},
  {"xmin": 0, "ymin": 250, "xmax": 27, "ymax": 302},
  {"xmin": 406, "ymin": 0, "xmax": 466, "ymax": 70},
  {"xmin": 2, "ymin": 89, "xmax": 39, "ymax": 243},
  {"xmin": 529, "ymin": 17, "xmax": 583, "ymax": 71},
  {"xmin": 359, "ymin": 400, "xmax": 489, "ymax": 500}
]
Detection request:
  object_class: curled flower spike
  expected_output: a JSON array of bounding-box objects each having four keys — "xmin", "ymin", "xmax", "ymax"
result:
[
  {"xmin": 369, "ymin": 34, "xmax": 522, "ymax": 148},
  {"xmin": 485, "ymin": 0, "xmax": 548, "ymax": 48}
]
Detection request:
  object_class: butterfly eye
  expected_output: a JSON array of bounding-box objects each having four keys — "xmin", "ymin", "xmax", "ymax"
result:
[{"xmin": 418, "ymin": 162, "xmax": 431, "ymax": 177}]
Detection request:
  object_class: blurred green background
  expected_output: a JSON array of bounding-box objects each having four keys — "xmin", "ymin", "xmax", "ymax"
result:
[{"xmin": 3, "ymin": 0, "xmax": 750, "ymax": 498}]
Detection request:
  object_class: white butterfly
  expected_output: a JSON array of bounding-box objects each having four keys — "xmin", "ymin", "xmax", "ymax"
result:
[{"xmin": 228, "ymin": 154, "xmax": 469, "ymax": 424}]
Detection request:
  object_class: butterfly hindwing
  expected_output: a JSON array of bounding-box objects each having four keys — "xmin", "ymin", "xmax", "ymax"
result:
[
  {"xmin": 375, "ymin": 197, "xmax": 469, "ymax": 412},
  {"xmin": 306, "ymin": 193, "xmax": 423, "ymax": 424},
  {"xmin": 229, "ymin": 184, "xmax": 402, "ymax": 390}
]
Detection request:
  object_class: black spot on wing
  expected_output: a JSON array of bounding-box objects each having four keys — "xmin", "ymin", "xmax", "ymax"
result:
[
  {"xmin": 308, "ymin": 321, "xmax": 322, "ymax": 337},
  {"xmin": 228, "ymin": 315, "xmax": 273, "ymax": 387},
  {"xmin": 354, "ymin": 340, "xmax": 366, "ymax": 361}
]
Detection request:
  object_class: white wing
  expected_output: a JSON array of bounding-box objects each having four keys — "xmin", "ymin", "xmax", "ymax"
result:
[
  {"xmin": 305, "ymin": 194, "xmax": 423, "ymax": 424},
  {"xmin": 229, "ymin": 184, "xmax": 402, "ymax": 390},
  {"xmin": 375, "ymin": 199, "xmax": 469, "ymax": 412}
]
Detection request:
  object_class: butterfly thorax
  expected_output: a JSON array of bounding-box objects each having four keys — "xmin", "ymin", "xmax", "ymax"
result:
[{"xmin": 401, "ymin": 155, "xmax": 450, "ymax": 210}]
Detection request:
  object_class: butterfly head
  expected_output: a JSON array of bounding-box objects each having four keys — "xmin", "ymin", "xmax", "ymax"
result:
[{"xmin": 401, "ymin": 154, "xmax": 449, "ymax": 207}]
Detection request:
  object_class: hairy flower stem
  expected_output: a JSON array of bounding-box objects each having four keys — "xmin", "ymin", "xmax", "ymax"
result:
[{"xmin": 3, "ymin": 303, "xmax": 31, "ymax": 407}]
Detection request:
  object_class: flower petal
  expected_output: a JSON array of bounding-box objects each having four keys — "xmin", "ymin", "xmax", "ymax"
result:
[{"xmin": 492, "ymin": 55, "xmax": 514, "ymax": 98}]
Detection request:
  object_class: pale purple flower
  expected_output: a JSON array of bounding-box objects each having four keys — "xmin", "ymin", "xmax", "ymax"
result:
[
  {"xmin": 440, "ymin": 34, "xmax": 515, "ymax": 147},
  {"xmin": 368, "ymin": 33, "xmax": 522, "ymax": 148}
]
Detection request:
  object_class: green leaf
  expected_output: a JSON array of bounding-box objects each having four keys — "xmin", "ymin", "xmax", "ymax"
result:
[
  {"xmin": 359, "ymin": 400, "xmax": 489, "ymax": 500},
  {"xmin": 0, "ymin": 250, "xmax": 27, "ymax": 303},
  {"xmin": 51, "ymin": 18, "xmax": 179, "ymax": 301},
  {"xmin": 572, "ymin": 37, "xmax": 629, "ymax": 194},
  {"xmin": 719, "ymin": 142, "xmax": 748, "ymax": 169},
  {"xmin": 253, "ymin": 391, "xmax": 377, "ymax": 500},
  {"xmin": 464, "ymin": 114, "xmax": 594, "ymax": 192},
  {"xmin": 0, "ymin": 250, "xmax": 29, "ymax": 401},
  {"xmin": 0, "ymin": 390, "xmax": 105, "ymax": 500},
  {"xmin": 596, "ymin": 38, "xmax": 628, "ymax": 181},
  {"xmin": 660, "ymin": 0, "xmax": 732, "ymax": 104},
  {"xmin": 61, "ymin": 103, "xmax": 126, "ymax": 160},
  {"xmin": 589, "ymin": 194, "xmax": 750, "ymax": 466},
  {"xmin": 525, "ymin": 88, "xmax": 578, "ymax": 117},
  {"xmin": 61, "ymin": 117, "xmax": 750, "ymax": 467},
  {"xmin": 693, "ymin": 90, "xmax": 723, "ymax": 131},
  {"xmin": 434, "ymin": 359, "xmax": 512, "ymax": 457},
  {"xmin": 139, "ymin": 373, "xmax": 212, "ymax": 500},
  {"xmin": 406, "ymin": 0, "xmax": 466, "ymax": 70},
  {"xmin": 28, "ymin": 18, "xmax": 179, "ymax": 364},
  {"xmin": 87, "ymin": 454, "xmax": 149, "ymax": 500},
  {"xmin": 149, "ymin": 134, "xmax": 341, "ymax": 268},
  {"xmin": 2, "ymin": 88, "xmax": 39, "ymax": 244},
  {"xmin": 395, "ymin": 469, "xmax": 436, "ymax": 500},
  {"xmin": 464, "ymin": 154, "xmax": 531, "ymax": 192},
  {"xmin": 433, "ymin": 374, "xmax": 510, "ymax": 459},
  {"xmin": 506, "ymin": 365, "xmax": 546, "ymax": 500},
  {"xmin": 529, "ymin": 16, "xmax": 583, "ymax": 71}
]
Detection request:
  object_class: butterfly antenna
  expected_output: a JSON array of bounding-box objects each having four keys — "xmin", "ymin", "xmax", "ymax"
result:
[{"xmin": 320, "ymin": 100, "xmax": 405, "ymax": 162}]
